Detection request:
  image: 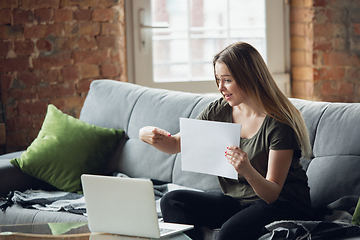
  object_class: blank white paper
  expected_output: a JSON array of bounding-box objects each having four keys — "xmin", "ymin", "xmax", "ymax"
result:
[{"xmin": 180, "ymin": 118, "xmax": 241, "ymax": 180}]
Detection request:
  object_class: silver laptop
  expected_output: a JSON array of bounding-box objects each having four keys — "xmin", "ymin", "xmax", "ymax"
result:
[{"xmin": 81, "ymin": 174, "xmax": 193, "ymax": 239}]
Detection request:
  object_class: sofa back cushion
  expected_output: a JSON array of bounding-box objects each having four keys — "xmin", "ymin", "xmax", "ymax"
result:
[
  {"xmin": 291, "ymin": 99, "xmax": 360, "ymax": 209},
  {"xmin": 80, "ymin": 80, "xmax": 221, "ymax": 191},
  {"xmin": 290, "ymin": 99, "xmax": 330, "ymax": 171},
  {"xmin": 307, "ymin": 103, "xmax": 360, "ymax": 209}
]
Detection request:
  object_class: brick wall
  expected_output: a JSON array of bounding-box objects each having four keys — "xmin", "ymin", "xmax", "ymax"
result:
[
  {"xmin": 2, "ymin": 0, "xmax": 359, "ymax": 153},
  {"xmin": 291, "ymin": 0, "xmax": 360, "ymax": 102},
  {"xmin": 0, "ymin": 0, "xmax": 126, "ymax": 154}
]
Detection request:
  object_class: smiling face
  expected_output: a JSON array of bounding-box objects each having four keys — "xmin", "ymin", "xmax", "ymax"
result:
[{"xmin": 215, "ymin": 62, "xmax": 247, "ymax": 107}]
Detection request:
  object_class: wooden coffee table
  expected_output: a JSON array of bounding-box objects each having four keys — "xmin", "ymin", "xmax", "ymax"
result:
[
  {"xmin": 0, "ymin": 222, "xmax": 148, "ymax": 239},
  {"xmin": 0, "ymin": 222, "xmax": 189, "ymax": 240}
]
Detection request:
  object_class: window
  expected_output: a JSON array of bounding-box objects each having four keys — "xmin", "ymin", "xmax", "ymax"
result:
[{"xmin": 125, "ymin": 0, "xmax": 290, "ymax": 95}]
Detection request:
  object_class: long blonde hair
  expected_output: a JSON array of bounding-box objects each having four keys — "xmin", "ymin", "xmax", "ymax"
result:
[{"xmin": 213, "ymin": 42, "xmax": 312, "ymax": 159}]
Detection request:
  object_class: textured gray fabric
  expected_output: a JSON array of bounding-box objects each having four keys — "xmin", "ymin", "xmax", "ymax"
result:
[
  {"xmin": 116, "ymin": 138, "xmax": 176, "ymax": 182},
  {"xmin": 313, "ymin": 103, "xmax": 360, "ymax": 157},
  {"xmin": 260, "ymin": 220, "xmax": 360, "ymax": 240},
  {"xmin": 0, "ymin": 151, "xmax": 22, "ymax": 159},
  {"xmin": 289, "ymin": 98, "xmax": 330, "ymax": 171},
  {"xmin": 126, "ymin": 87, "xmax": 204, "ymax": 138},
  {"xmin": 289, "ymin": 98, "xmax": 330, "ymax": 151},
  {"xmin": 0, "ymin": 159, "xmax": 55, "ymax": 197},
  {"xmin": 79, "ymin": 80, "xmax": 148, "ymax": 132},
  {"xmin": 304, "ymin": 102, "xmax": 360, "ymax": 209},
  {"xmin": 307, "ymin": 156, "xmax": 360, "ymax": 209},
  {"xmin": 0, "ymin": 203, "xmax": 86, "ymax": 225},
  {"xmin": 188, "ymin": 95, "xmax": 220, "ymax": 119}
]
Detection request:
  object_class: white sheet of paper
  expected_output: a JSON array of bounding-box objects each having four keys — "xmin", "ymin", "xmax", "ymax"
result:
[{"xmin": 180, "ymin": 118, "xmax": 241, "ymax": 180}]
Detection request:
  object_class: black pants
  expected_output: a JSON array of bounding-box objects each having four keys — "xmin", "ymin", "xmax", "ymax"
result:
[{"xmin": 160, "ymin": 190, "xmax": 311, "ymax": 240}]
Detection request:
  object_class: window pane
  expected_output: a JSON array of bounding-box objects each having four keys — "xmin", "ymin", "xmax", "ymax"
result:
[
  {"xmin": 191, "ymin": 63, "xmax": 214, "ymax": 81},
  {"xmin": 154, "ymin": 64, "xmax": 189, "ymax": 82},
  {"xmin": 189, "ymin": 37, "xmax": 227, "ymax": 60},
  {"xmin": 191, "ymin": 0, "xmax": 228, "ymax": 28},
  {"xmin": 152, "ymin": 0, "xmax": 266, "ymax": 83},
  {"xmin": 229, "ymin": 0, "xmax": 265, "ymax": 29}
]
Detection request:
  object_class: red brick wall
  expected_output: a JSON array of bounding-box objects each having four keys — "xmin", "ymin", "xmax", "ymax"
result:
[
  {"xmin": 0, "ymin": 0, "xmax": 126, "ymax": 153},
  {"xmin": 291, "ymin": 0, "xmax": 360, "ymax": 102}
]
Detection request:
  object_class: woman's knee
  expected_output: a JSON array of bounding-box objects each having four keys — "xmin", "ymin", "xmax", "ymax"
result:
[
  {"xmin": 161, "ymin": 189, "xmax": 206, "ymax": 209},
  {"xmin": 160, "ymin": 190, "xmax": 195, "ymax": 221},
  {"xmin": 161, "ymin": 189, "xmax": 183, "ymax": 202},
  {"xmin": 161, "ymin": 190, "xmax": 186, "ymax": 211}
]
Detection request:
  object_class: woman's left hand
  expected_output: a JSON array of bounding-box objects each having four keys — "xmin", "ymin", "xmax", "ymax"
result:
[{"xmin": 225, "ymin": 146, "xmax": 251, "ymax": 175}]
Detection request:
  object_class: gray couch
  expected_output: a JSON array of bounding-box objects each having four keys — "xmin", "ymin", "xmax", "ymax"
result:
[{"xmin": 1, "ymin": 79, "xmax": 360, "ymax": 239}]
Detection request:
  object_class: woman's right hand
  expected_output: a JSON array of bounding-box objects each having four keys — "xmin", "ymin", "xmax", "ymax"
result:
[{"xmin": 139, "ymin": 126, "xmax": 171, "ymax": 145}]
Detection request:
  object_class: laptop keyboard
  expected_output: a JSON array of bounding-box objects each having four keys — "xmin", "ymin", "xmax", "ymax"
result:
[{"xmin": 159, "ymin": 228, "xmax": 174, "ymax": 235}]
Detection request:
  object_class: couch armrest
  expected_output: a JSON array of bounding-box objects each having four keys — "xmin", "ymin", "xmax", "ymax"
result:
[{"xmin": 0, "ymin": 159, "xmax": 55, "ymax": 197}]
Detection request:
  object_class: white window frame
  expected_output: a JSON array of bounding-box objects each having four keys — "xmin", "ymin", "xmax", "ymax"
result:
[{"xmin": 125, "ymin": 0, "xmax": 290, "ymax": 96}]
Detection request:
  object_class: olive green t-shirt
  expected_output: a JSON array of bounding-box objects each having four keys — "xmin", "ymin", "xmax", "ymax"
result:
[{"xmin": 196, "ymin": 98, "xmax": 312, "ymax": 213}]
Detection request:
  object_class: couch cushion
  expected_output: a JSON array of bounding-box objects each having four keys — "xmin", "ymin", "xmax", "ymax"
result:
[
  {"xmin": 313, "ymin": 103, "xmax": 360, "ymax": 157},
  {"xmin": 79, "ymin": 80, "xmax": 148, "ymax": 132},
  {"xmin": 290, "ymin": 98, "xmax": 330, "ymax": 171},
  {"xmin": 0, "ymin": 159, "xmax": 54, "ymax": 197},
  {"xmin": 10, "ymin": 104, "xmax": 123, "ymax": 193},
  {"xmin": 289, "ymin": 99, "xmax": 330, "ymax": 154},
  {"xmin": 116, "ymin": 139, "xmax": 177, "ymax": 181},
  {"xmin": 306, "ymin": 103, "xmax": 360, "ymax": 209},
  {"xmin": 126, "ymin": 87, "xmax": 206, "ymax": 138},
  {"xmin": 307, "ymin": 156, "xmax": 360, "ymax": 209},
  {"xmin": 122, "ymin": 86, "xmax": 207, "ymax": 182},
  {"xmin": 0, "ymin": 151, "xmax": 23, "ymax": 159}
]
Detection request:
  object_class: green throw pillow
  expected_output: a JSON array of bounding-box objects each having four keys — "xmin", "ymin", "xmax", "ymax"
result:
[
  {"xmin": 10, "ymin": 104, "xmax": 124, "ymax": 193},
  {"xmin": 352, "ymin": 197, "xmax": 360, "ymax": 225}
]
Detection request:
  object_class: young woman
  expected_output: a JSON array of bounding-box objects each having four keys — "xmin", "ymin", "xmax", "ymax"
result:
[{"xmin": 139, "ymin": 42, "xmax": 313, "ymax": 240}]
